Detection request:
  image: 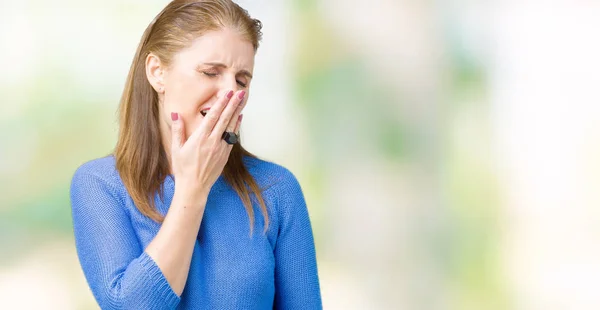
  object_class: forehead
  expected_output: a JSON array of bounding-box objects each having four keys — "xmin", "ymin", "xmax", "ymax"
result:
[{"xmin": 172, "ymin": 28, "xmax": 256, "ymax": 71}]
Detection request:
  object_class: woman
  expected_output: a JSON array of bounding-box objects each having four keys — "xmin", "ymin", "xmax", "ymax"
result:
[{"xmin": 69, "ymin": 0, "xmax": 322, "ymax": 309}]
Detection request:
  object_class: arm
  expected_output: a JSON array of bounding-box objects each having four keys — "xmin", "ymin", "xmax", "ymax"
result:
[
  {"xmin": 70, "ymin": 164, "xmax": 206, "ymax": 310},
  {"xmin": 273, "ymin": 168, "xmax": 323, "ymax": 310}
]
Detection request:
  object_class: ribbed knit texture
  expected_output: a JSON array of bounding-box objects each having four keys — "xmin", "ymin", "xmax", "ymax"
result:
[{"xmin": 70, "ymin": 155, "xmax": 322, "ymax": 310}]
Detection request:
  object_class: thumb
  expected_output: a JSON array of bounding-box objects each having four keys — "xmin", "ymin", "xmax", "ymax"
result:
[{"xmin": 171, "ymin": 112, "xmax": 184, "ymax": 151}]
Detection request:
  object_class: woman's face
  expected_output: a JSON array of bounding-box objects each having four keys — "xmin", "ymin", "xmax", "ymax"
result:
[{"xmin": 149, "ymin": 28, "xmax": 255, "ymax": 141}]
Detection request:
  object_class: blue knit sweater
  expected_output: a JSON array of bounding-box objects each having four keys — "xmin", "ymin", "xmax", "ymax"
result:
[{"xmin": 70, "ymin": 155, "xmax": 322, "ymax": 310}]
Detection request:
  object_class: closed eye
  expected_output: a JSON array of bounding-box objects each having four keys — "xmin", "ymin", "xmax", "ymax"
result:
[
  {"xmin": 202, "ymin": 71, "xmax": 247, "ymax": 88},
  {"xmin": 202, "ymin": 71, "xmax": 217, "ymax": 77}
]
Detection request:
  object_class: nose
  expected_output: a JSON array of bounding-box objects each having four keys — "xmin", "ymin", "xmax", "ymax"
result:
[{"xmin": 219, "ymin": 74, "xmax": 239, "ymax": 94}]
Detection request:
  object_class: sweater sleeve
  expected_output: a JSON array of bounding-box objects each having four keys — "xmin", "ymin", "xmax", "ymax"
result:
[
  {"xmin": 272, "ymin": 168, "xmax": 323, "ymax": 310},
  {"xmin": 70, "ymin": 163, "xmax": 180, "ymax": 310}
]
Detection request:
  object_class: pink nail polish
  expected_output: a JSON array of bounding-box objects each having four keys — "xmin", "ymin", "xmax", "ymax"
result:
[
  {"xmin": 171, "ymin": 112, "xmax": 178, "ymax": 121},
  {"xmin": 226, "ymin": 90, "xmax": 234, "ymax": 99},
  {"xmin": 238, "ymin": 91, "xmax": 246, "ymax": 100},
  {"xmin": 238, "ymin": 114, "xmax": 243, "ymax": 122}
]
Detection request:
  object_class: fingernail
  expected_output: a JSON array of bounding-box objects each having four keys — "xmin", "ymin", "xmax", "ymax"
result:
[
  {"xmin": 238, "ymin": 114, "xmax": 243, "ymax": 122},
  {"xmin": 171, "ymin": 112, "xmax": 178, "ymax": 121},
  {"xmin": 226, "ymin": 90, "xmax": 234, "ymax": 99},
  {"xmin": 238, "ymin": 91, "xmax": 246, "ymax": 100}
]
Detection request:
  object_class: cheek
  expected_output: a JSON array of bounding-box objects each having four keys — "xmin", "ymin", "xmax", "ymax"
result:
[{"xmin": 164, "ymin": 73, "xmax": 215, "ymax": 137}]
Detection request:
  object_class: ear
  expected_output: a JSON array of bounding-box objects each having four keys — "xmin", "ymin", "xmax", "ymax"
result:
[{"xmin": 145, "ymin": 53, "xmax": 165, "ymax": 93}]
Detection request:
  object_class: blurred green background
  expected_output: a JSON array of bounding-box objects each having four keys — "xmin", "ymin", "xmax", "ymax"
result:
[{"xmin": 1, "ymin": 0, "xmax": 600, "ymax": 309}]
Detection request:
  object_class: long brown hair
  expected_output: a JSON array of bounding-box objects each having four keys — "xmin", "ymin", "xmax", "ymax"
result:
[{"xmin": 114, "ymin": 0, "xmax": 269, "ymax": 234}]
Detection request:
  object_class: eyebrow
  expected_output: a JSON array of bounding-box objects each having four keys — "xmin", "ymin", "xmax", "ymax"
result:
[{"xmin": 202, "ymin": 62, "xmax": 253, "ymax": 79}]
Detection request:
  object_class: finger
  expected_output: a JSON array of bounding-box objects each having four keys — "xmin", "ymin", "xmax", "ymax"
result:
[
  {"xmin": 211, "ymin": 90, "xmax": 245, "ymax": 138},
  {"xmin": 226, "ymin": 95, "xmax": 247, "ymax": 132},
  {"xmin": 189, "ymin": 89, "xmax": 234, "ymax": 140},
  {"xmin": 233, "ymin": 114, "xmax": 243, "ymax": 136},
  {"xmin": 171, "ymin": 112, "xmax": 185, "ymax": 151}
]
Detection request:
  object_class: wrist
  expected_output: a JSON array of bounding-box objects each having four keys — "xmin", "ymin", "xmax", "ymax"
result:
[{"xmin": 173, "ymin": 185, "xmax": 209, "ymax": 207}]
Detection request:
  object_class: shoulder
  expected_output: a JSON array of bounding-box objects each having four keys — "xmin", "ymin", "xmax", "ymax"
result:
[
  {"xmin": 242, "ymin": 156, "xmax": 306, "ymax": 217},
  {"xmin": 243, "ymin": 155, "xmax": 303, "ymax": 195},
  {"xmin": 70, "ymin": 155, "xmax": 125, "ymax": 198},
  {"xmin": 72, "ymin": 155, "xmax": 120, "ymax": 181}
]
